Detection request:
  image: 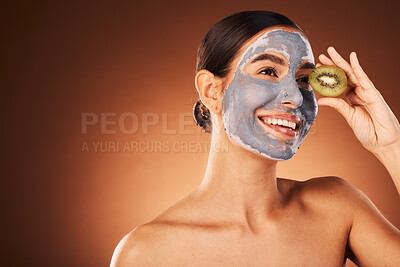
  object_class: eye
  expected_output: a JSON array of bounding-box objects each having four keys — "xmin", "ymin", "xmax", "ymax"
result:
[
  {"xmin": 259, "ymin": 67, "xmax": 278, "ymax": 78},
  {"xmin": 296, "ymin": 76, "xmax": 309, "ymax": 84}
]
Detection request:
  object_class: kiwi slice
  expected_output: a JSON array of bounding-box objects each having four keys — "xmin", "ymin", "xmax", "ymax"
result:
[{"xmin": 309, "ymin": 66, "xmax": 347, "ymax": 97}]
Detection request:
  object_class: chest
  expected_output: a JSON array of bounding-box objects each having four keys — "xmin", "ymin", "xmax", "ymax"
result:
[{"xmin": 169, "ymin": 215, "xmax": 349, "ymax": 266}]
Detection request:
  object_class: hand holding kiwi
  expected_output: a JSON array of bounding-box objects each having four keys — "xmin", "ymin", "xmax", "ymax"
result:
[{"xmin": 316, "ymin": 47, "xmax": 400, "ymax": 155}]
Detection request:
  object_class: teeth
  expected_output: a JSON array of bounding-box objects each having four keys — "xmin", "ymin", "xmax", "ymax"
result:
[{"xmin": 261, "ymin": 117, "xmax": 298, "ymax": 130}]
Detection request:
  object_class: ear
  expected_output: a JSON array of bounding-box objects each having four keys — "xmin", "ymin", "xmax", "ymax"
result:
[{"xmin": 195, "ymin": 69, "xmax": 223, "ymax": 114}]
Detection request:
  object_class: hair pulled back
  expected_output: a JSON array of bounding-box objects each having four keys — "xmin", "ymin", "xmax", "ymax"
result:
[{"xmin": 193, "ymin": 11, "xmax": 301, "ymax": 133}]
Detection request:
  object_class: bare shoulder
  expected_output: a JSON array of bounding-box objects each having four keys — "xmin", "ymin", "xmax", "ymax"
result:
[
  {"xmin": 297, "ymin": 176, "xmax": 362, "ymax": 200},
  {"xmin": 292, "ymin": 176, "xmax": 367, "ymax": 218},
  {"xmin": 279, "ymin": 176, "xmax": 358, "ymax": 200},
  {"xmin": 110, "ymin": 221, "xmax": 179, "ymax": 266},
  {"xmin": 293, "ymin": 175, "xmax": 396, "ymax": 228},
  {"xmin": 110, "ymin": 193, "xmax": 208, "ymax": 266}
]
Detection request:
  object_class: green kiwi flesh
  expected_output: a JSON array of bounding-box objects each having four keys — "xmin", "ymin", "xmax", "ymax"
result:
[{"xmin": 309, "ymin": 66, "xmax": 347, "ymax": 97}]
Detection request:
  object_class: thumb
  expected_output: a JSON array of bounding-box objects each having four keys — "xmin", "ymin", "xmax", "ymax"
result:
[{"xmin": 318, "ymin": 97, "xmax": 354, "ymax": 123}]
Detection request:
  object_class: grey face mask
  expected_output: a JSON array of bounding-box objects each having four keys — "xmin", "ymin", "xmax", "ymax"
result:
[{"xmin": 221, "ymin": 29, "xmax": 318, "ymax": 161}]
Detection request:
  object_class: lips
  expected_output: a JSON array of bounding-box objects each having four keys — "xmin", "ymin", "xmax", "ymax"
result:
[{"xmin": 255, "ymin": 111, "xmax": 302, "ymax": 139}]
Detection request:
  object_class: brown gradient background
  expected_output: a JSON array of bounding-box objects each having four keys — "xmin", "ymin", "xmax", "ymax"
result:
[{"xmin": 1, "ymin": 0, "xmax": 399, "ymax": 266}]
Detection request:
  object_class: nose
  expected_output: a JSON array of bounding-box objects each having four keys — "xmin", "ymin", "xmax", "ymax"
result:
[
  {"xmin": 278, "ymin": 77, "xmax": 303, "ymax": 108},
  {"xmin": 280, "ymin": 99, "xmax": 298, "ymax": 109}
]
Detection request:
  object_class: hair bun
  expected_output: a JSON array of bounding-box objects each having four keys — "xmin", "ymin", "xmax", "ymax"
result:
[{"xmin": 193, "ymin": 100, "xmax": 212, "ymax": 134}]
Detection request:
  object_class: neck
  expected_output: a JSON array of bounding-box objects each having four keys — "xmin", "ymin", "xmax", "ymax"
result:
[{"xmin": 198, "ymin": 128, "xmax": 284, "ymax": 229}]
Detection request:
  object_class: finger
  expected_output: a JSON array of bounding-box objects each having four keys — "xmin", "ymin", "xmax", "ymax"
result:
[
  {"xmin": 326, "ymin": 47, "xmax": 359, "ymax": 87},
  {"xmin": 318, "ymin": 97, "xmax": 355, "ymax": 125},
  {"xmin": 350, "ymin": 52, "xmax": 375, "ymax": 90},
  {"xmin": 316, "ymin": 63, "xmax": 323, "ymax": 68},
  {"xmin": 318, "ymin": 54, "xmax": 336, "ymax": 66}
]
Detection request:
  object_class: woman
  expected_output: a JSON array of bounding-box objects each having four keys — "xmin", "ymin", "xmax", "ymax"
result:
[{"xmin": 111, "ymin": 11, "xmax": 400, "ymax": 266}]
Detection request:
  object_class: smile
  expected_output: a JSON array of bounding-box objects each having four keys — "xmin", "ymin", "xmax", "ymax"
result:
[
  {"xmin": 261, "ymin": 117, "xmax": 297, "ymax": 130},
  {"xmin": 255, "ymin": 110, "xmax": 302, "ymax": 140}
]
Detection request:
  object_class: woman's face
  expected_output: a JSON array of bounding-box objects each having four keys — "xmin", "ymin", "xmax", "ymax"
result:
[{"xmin": 221, "ymin": 27, "xmax": 317, "ymax": 161}]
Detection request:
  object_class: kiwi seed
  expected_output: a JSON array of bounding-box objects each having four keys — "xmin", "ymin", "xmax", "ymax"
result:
[{"xmin": 309, "ymin": 66, "xmax": 347, "ymax": 97}]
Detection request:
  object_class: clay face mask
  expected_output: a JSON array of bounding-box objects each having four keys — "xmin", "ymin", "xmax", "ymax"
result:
[{"xmin": 221, "ymin": 29, "xmax": 318, "ymax": 161}]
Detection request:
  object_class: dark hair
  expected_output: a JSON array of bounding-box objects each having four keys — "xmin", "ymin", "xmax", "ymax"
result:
[{"xmin": 193, "ymin": 11, "xmax": 302, "ymax": 134}]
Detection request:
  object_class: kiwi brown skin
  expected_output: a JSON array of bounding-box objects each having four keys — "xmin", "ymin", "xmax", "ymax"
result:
[{"xmin": 309, "ymin": 66, "xmax": 347, "ymax": 97}]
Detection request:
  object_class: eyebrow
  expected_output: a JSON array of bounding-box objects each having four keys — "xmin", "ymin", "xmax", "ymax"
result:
[
  {"xmin": 299, "ymin": 62, "xmax": 315, "ymax": 69},
  {"xmin": 250, "ymin": 53, "xmax": 285, "ymax": 65}
]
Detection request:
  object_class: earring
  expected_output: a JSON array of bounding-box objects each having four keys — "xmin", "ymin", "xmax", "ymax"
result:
[{"xmin": 213, "ymin": 92, "xmax": 217, "ymax": 100}]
